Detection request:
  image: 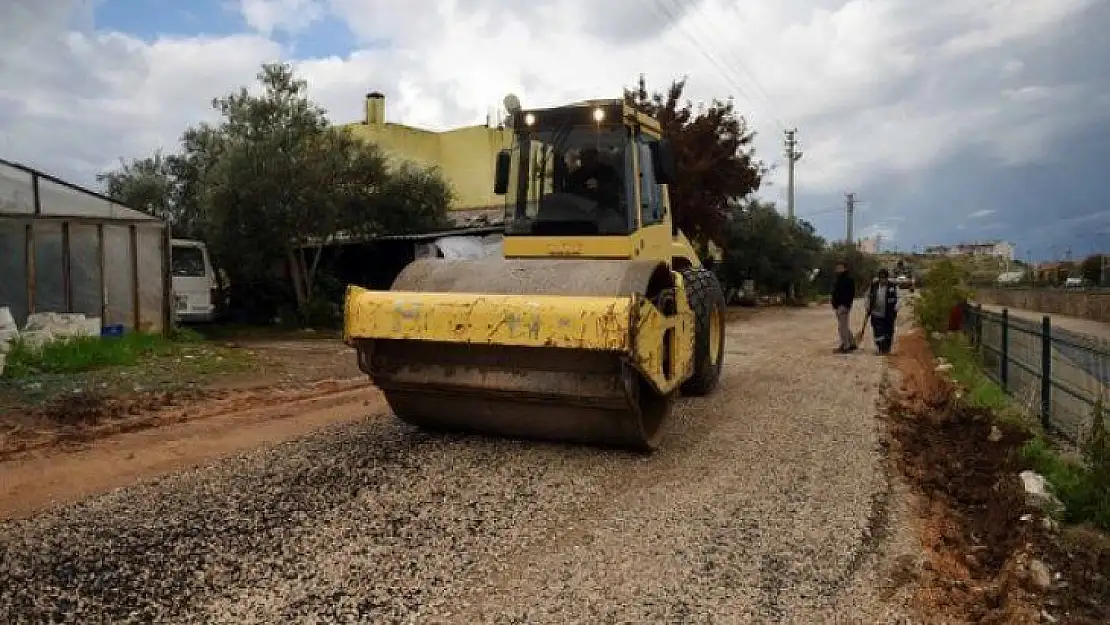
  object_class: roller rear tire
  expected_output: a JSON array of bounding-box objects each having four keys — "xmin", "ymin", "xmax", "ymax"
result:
[{"xmin": 680, "ymin": 266, "xmax": 726, "ymax": 396}]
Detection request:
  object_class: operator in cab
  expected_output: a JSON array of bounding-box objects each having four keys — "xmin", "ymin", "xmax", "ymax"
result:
[{"xmin": 568, "ymin": 147, "xmax": 621, "ymax": 208}]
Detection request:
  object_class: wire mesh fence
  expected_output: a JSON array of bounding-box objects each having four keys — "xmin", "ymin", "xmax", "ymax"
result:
[{"xmin": 963, "ymin": 304, "xmax": 1108, "ymax": 444}]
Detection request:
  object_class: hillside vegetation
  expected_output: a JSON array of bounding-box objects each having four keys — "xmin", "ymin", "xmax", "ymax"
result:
[{"xmin": 876, "ymin": 252, "xmax": 1026, "ymax": 286}]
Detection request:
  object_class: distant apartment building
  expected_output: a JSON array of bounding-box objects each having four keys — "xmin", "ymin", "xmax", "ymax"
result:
[
  {"xmin": 338, "ymin": 92, "xmax": 513, "ymax": 226},
  {"xmin": 856, "ymin": 236, "xmax": 879, "ymax": 254},
  {"xmin": 922, "ymin": 240, "xmax": 1015, "ymax": 261}
]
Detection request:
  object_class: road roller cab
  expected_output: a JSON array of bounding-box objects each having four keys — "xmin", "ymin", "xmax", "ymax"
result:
[
  {"xmin": 343, "ymin": 97, "xmax": 727, "ymax": 451},
  {"xmin": 492, "ymin": 99, "xmax": 703, "ymax": 270}
]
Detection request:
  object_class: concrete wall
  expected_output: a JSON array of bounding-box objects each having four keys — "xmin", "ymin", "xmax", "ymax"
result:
[
  {"xmin": 974, "ymin": 288, "xmax": 1110, "ymax": 322},
  {"xmin": 343, "ymin": 122, "xmax": 442, "ymax": 168},
  {"xmin": 341, "ymin": 120, "xmax": 513, "ymax": 215},
  {"xmin": 438, "ymin": 126, "xmax": 513, "ymax": 213}
]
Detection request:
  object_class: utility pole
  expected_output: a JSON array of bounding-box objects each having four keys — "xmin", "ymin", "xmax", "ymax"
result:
[
  {"xmin": 875, "ymin": 233, "xmax": 882, "ymax": 254},
  {"xmin": 845, "ymin": 192, "xmax": 856, "ymax": 246},
  {"xmin": 783, "ymin": 129, "xmax": 802, "ymax": 302},
  {"xmin": 784, "ymin": 129, "xmax": 802, "ymax": 221}
]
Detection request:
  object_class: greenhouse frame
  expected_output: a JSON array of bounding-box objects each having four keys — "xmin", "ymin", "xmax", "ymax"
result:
[{"xmin": 0, "ymin": 158, "xmax": 171, "ymax": 334}]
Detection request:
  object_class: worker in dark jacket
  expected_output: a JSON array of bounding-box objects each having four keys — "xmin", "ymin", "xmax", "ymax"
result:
[
  {"xmin": 865, "ymin": 269, "xmax": 899, "ymax": 354},
  {"xmin": 831, "ymin": 261, "xmax": 857, "ymax": 353}
]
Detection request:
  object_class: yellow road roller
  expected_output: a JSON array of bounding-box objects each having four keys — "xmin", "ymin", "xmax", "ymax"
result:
[{"xmin": 343, "ymin": 97, "xmax": 727, "ymax": 451}]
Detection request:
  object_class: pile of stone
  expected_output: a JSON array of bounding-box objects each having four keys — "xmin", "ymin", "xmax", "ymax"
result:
[{"xmin": 0, "ymin": 308, "xmax": 102, "ymax": 375}]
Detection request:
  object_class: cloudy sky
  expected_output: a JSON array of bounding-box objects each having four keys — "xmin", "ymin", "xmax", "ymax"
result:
[{"xmin": 2, "ymin": 0, "xmax": 1108, "ymax": 260}]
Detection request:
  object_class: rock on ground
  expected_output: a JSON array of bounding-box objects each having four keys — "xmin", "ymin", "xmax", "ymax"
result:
[{"xmin": 0, "ymin": 305, "xmax": 912, "ymax": 624}]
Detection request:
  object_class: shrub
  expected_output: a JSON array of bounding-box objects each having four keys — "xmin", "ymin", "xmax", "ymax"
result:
[
  {"xmin": 915, "ymin": 259, "xmax": 973, "ymax": 334},
  {"xmin": 1020, "ymin": 400, "xmax": 1110, "ymax": 529}
]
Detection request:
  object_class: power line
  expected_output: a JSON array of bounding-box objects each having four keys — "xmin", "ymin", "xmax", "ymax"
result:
[
  {"xmin": 648, "ymin": 0, "xmax": 787, "ymax": 132},
  {"xmin": 682, "ymin": 0, "xmax": 790, "ymax": 131},
  {"xmin": 798, "ymin": 206, "xmax": 845, "ymax": 220}
]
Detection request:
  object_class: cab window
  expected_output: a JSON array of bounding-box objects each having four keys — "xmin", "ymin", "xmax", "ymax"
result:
[{"xmin": 637, "ymin": 136, "xmax": 663, "ymax": 226}]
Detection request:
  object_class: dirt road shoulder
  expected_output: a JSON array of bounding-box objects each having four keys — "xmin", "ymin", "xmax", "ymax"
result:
[
  {"xmin": 0, "ymin": 337, "xmax": 374, "ymax": 520},
  {"xmin": 0, "ymin": 380, "xmax": 383, "ymax": 520}
]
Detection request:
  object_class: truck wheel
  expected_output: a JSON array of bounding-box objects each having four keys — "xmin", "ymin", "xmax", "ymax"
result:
[{"xmin": 680, "ymin": 266, "xmax": 727, "ymax": 396}]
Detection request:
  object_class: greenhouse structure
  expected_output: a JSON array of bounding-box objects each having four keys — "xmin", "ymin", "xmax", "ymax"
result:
[{"xmin": 0, "ymin": 158, "xmax": 171, "ymax": 334}]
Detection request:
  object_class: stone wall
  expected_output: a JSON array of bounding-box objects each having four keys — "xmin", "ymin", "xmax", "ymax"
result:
[{"xmin": 973, "ymin": 288, "xmax": 1110, "ymax": 323}]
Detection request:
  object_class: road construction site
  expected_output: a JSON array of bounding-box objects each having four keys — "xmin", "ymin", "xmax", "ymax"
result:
[{"xmin": 0, "ymin": 305, "xmax": 922, "ymax": 624}]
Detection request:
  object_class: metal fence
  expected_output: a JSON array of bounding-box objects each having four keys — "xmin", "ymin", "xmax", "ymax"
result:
[
  {"xmin": 0, "ymin": 158, "xmax": 171, "ymax": 334},
  {"xmin": 963, "ymin": 304, "xmax": 1108, "ymax": 444},
  {"xmin": 982, "ymin": 284, "xmax": 1110, "ymax": 293}
]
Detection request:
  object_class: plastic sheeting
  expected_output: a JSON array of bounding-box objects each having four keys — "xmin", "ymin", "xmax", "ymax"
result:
[
  {"xmin": 37, "ymin": 177, "xmax": 155, "ymax": 220},
  {"xmin": 0, "ymin": 160, "xmax": 158, "ymax": 221},
  {"xmin": 419, "ymin": 234, "xmax": 504, "ymax": 260},
  {"xmin": 32, "ymin": 221, "xmax": 65, "ymax": 314},
  {"xmin": 0, "ymin": 220, "xmax": 28, "ymax": 325},
  {"xmin": 0, "ymin": 161, "xmax": 168, "ymax": 332},
  {"xmin": 0, "ymin": 217, "xmax": 167, "ymax": 331},
  {"xmin": 0, "ymin": 164, "xmax": 34, "ymax": 214},
  {"xmin": 69, "ymin": 224, "xmax": 103, "ymax": 320},
  {"xmin": 136, "ymin": 227, "xmax": 165, "ymax": 332},
  {"xmin": 102, "ymin": 225, "xmax": 134, "ymax": 328}
]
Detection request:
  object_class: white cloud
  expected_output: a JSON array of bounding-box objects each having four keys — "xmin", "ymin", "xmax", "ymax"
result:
[
  {"xmin": 1, "ymin": 0, "xmax": 1105, "ymax": 242},
  {"xmin": 937, "ymin": 0, "xmax": 1095, "ymax": 56},
  {"xmin": 1001, "ymin": 59, "xmax": 1025, "ymax": 77},
  {"xmin": 238, "ymin": 0, "xmax": 326, "ymax": 36},
  {"xmin": 969, "ymin": 209, "xmax": 996, "ymax": 219}
]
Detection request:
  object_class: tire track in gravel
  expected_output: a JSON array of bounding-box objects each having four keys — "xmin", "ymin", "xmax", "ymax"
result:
[{"xmin": 0, "ymin": 305, "xmax": 911, "ymax": 624}]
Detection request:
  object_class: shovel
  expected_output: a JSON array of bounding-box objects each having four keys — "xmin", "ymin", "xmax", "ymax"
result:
[{"xmin": 855, "ymin": 312, "xmax": 870, "ymax": 346}]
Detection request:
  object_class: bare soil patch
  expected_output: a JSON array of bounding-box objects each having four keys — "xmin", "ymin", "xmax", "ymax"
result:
[
  {"xmin": 0, "ymin": 382, "xmax": 382, "ymax": 520},
  {"xmin": 889, "ymin": 328, "xmax": 1109, "ymax": 624},
  {"xmin": 0, "ymin": 377, "xmax": 368, "ymax": 461},
  {"xmin": 0, "ymin": 337, "xmax": 380, "ymax": 519},
  {"xmin": 0, "ymin": 338, "xmax": 362, "ymax": 451},
  {"xmin": 204, "ymin": 337, "xmax": 362, "ymax": 389}
]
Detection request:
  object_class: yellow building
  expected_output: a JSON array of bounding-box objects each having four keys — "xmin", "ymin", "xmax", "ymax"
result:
[{"xmin": 339, "ymin": 92, "xmax": 514, "ymax": 225}]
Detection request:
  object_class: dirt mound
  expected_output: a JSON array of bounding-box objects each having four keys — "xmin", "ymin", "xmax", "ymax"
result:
[
  {"xmin": 887, "ymin": 329, "xmax": 1104, "ymax": 623},
  {"xmin": 1041, "ymin": 523, "xmax": 1110, "ymax": 621}
]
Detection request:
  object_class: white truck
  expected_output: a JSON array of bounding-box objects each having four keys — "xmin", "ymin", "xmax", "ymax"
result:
[{"xmin": 170, "ymin": 238, "xmax": 217, "ymax": 323}]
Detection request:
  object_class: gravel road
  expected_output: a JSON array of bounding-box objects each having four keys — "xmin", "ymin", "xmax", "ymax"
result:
[{"xmin": 0, "ymin": 305, "xmax": 909, "ymax": 624}]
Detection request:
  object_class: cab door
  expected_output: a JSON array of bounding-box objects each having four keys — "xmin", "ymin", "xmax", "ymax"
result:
[{"xmin": 633, "ymin": 130, "xmax": 672, "ymax": 260}]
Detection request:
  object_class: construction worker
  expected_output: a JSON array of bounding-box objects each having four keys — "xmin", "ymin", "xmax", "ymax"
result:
[
  {"xmin": 865, "ymin": 268, "xmax": 899, "ymax": 354},
  {"xmin": 831, "ymin": 261, "xmax": 857, "ymax": 353}
]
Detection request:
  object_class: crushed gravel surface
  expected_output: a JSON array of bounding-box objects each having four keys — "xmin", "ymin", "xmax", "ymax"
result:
[{"xmin": 0, "ymin": 305, "xmax": 912, "ymax": 624}]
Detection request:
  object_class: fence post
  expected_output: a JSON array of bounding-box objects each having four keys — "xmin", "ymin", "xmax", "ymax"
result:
[
  {"xmin": 975, "ymin": 304, "xmax": 983, "ymax": 352},
  {"xmin": 1000, "ymin": 308, "xmax": 1009, "ymax": 391},
  {"xmin": 1040, "ymin": 316, "xmax": 1052, "ymax": 432}
]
